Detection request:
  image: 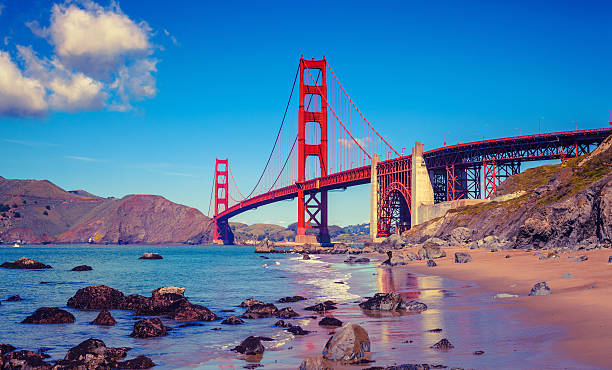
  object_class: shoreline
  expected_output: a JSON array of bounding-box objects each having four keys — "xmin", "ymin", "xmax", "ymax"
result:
[{"xmin": 389, "ymin": 246, "xmax": 612, "ymax": 369}]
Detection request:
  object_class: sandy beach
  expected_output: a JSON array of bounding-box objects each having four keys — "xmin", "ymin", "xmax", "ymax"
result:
[{"xmin": 393, "ymin": 246, "xmax": 612, "ymax": 369}]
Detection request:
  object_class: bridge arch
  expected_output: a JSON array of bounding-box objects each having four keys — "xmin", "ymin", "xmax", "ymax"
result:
[{"xmin": 378, "ymin": 181, "xmax": 411, "ymax": 237}]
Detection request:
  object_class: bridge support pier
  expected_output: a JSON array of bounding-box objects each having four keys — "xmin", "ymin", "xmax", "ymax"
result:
[{"xmin": 411, "ymin": 142, "xmax": 434, "ymax": 228}]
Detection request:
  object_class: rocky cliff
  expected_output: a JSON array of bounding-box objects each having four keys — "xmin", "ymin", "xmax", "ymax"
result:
[
  {"xmin": 401, "ymin": 134, "xmax": 612, "ymax": 251},
  {"xmin": 0, "ymin": 177, "xmax": 212, "ymax": 244}
]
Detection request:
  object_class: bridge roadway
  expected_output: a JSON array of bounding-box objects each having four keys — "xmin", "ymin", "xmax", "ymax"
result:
[{"xmin": 216, "ymin": 127, "xmax": 611, "ymax": 223}]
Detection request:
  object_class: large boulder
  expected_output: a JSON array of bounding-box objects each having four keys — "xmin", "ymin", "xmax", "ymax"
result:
[
  {"xmin": 278, "ymin": 296, "xmax": 306, "ymax": 303},
  {"xmin": 21, "ymin": 307, "xmax": 75, "ymax": 324},
  {"xmin": 232, "ymin": 336, "xmax": 264, "ymax": 355},
  {"xmin": 380, "ymin": 234, "xmax": 406, "ymax": 250},
  {"xmin": 276, "ymin": 307, "xmax": 299, "ymax": 318},
  {"xmin": 57, "ymin": 338, "xmax": 128, "ymax": 369},
  {"xmin": 221, "ymin": 315, "xmax": 244, "ymax": 325},
  {"xmin": 71, "ymin": 265, "xmax": 93, "ymax": 271},
  {"xmin": 359, "ymin": 292, "xmax": 427, "ymax": 312},
  {"xmin": 1, "ymin": 257, "xmax": 51, "ymax": 269},
  {"xmin": 67, "ymin": 285, "xmax": 126, "ymax": 309},
  {"xmin": 130, "ymin": 318, "xmax": 169, "ymax": 338},
  {"xmin": 115, "ymin": 355, "xmax": 156, "ymax": 369},
  {"xmin": 152, "ymin": 286, "xmax": 185, "ymax": 296},
  {"xmin": 417, "ymin": 241, "xmax": 447, "ymax": 260},
  {"xmin": 449, "ymin": 227, "xmax": 472, "ymax": 245},
  {"xmin": 319, "ymin": 317, "xmax": 343, "ymax": 327},
  {"xmin": 322, "ymin": 323, "xmax": 370, "ymax": 362},
  {"xmin": 241, "ymin": 303, "xmax": 278, "ymax": 319},
  {"xmin": 255, "ymin": 238, "xmax": 275, "ymax": 253},
  {"xmin": 170, "ymin": 301, "xmax": 219, "ymax": 321},
  {"xmin": 240, "ymin": 298, "xmax": 265, "ymax": 307},
  {"xmin": 90, "ymin": 310, "xmax": 117, "ymax": 326},
  {"xmin": 299, "ymin": 356, "xmax": 333, "ymax": 370},
  {"xmin": 454, "ymin": 252, "xmax": 472, "ymax": 263},
  {"xmin": 304, "ymin": 301, "xmax": 337, "ymax": 312}
]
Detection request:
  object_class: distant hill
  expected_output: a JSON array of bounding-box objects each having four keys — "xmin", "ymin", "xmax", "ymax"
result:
[
  {"xmin": 0, "ymin": 176, "xmax": 213, "ymax": 244},
  {"xmin": 231, "ymin": 221, "xmax": 370, "ymax": 244}
]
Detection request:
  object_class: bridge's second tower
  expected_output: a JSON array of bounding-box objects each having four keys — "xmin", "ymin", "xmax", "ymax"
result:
[
  {"xmin": 296, "ymin": 57, "xmax": 329, "ymax": 244},
  {"xmin": 213, "ymin": 158, "xmax": 233, "ymax": 244}
]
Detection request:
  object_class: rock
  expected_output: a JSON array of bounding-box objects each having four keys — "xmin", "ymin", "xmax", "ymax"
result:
[
  {"xmin": 287, "ymin": 325, "xmax": 310, "ymax": 335},
  {"xmin": 170, "ymin": 301, "xmax": 219, "ymax": 321},
  {"xmin": 418, "ymin": 243, "xmax": 446, "ymax": 260},
  {"xmin": 116, "ymin": 355, "xmax": 156, "ymax": 369},
  {"xmin": 221, "ymin": 315, "xmax": 244, "ymax": 325},
  {"xmin": 278, "ymin": 295, "xmax": 306, "ymax": 303},
  {"xmin": 139, "ymin": 253, "xmax": 163, "ymax": 260},
  {"xmin": 344, "ymin": 256, "xmax": 370, "ymax": 264},
  {"xmin": 431, "ymin": 338, "xmax": 454, "ymax": 350},
  {"xmin": 330, "ymin": 243, "xmax": 350, "ymax": 254},
  {"xmin": 276, "ymin": 307, "xmax": 299, "ymax": 318},
  {"xmin": 319, "ymin": 317, "xmax": 343, "ymax": 327},
  {"xmin": 21, "ymin": 307, "xmax": 75, "ymax": 324},
  {"xmin": 0, "ymin": 344, "xmax": 16, "ymax": 355},
  {"xmin": 304, "ymin": 301, "xmax": 337, "ymax": 312},
  {"xmin": 130, "ymin": 318, "xmax": 169, "ymax": 338},
  {"xmin": 427, "ymin": 328, "xmax": 443, "ymax": 332},
  {"xmin": 426, "ymin": 259, "xmax": 437, "ymax": 267},
  {"xmin": 152, "ymin": 286, "xmax": 185, "ymax": 296},
  {"xmin": 6, "ymin": 295, "xmax": 22, "ymax": 301},
  {"xmin": 299, "ymin": 355, "xmax": 333, "ymax": 370},
  {"xmin": 240, "ymin": 298, "xmax": 265, "ymax": 307},
  {"xmin": 67, "ymin": 285, "xmax": 126, "ymax": 309},
  {"xmin": 90, "ymin": 310, "xmax": 117, "ymax": 326},
  {"xmin": 380, "ymin": 234, "xmax": 407, "ymax": 250},
  {"xmin": 608, "ymin": 256, "xmax": 612, "ymax": 263},
  {"xmin": 303, "ymin": 254, "xmax": 311, "ymax": 260},
  {"xmin": 242, "ymin": 303, "xmax": 279, "ymax": 319},
  {"xmin": 454, "ymin": 252, "xmax": 472, "ymax": 263},
  {"xmin": 575, "ymin": 255, "xmax": 588, "ymax": 262},
  {"xmin": 473, "ymin": 350, "xmax": 485, "ymax": 355},
  {"xmin": 2, "ymin": 350, "xmax": 51, "ymax": 369},
  {"xmin": 505, "ymin": 255, "xmax": 511, "ymax": 258},
  {"xmin": 232, "ymin": 336, "xmax": 264, "ymax": 355},
  {"xmin": 562, "ymin": 272, "xmax": 574, "ymax": 279},
  {"xmin": 528, "ymin": 282, "xmax": 551, "ymax": 296},
  {"xmin": 450, "ymin": 227, "xmax": 472, "ymax": 245},
  {"xmin": 255, "ymin": 238, "xmax": 275, "ymax": 253},
  {"xmin": 59, "ymin": 338, "xmax": 128, "ymax": 369},
  {"xmin": 274, "ymin": 320, "xmax": 291, "ymax": 327},
  {"xmin": 71, "ymin": 265, "xmax": 93, "ymax": 271},
  {"xmin": 322, "ymin": 323, "xmax": 370, "ymax": 362},
  {"xmin": 0, "ymin": 257, "xmax": 52, "ymax": 269},
  {"xmin": 359, "ymin": 292, "xmax": 427, "ymax": 312}
]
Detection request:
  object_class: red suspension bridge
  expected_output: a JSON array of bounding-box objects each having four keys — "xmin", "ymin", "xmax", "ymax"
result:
[{"xmin": 209, "ymin": 57, "xmax": 612, "ymax": 245}]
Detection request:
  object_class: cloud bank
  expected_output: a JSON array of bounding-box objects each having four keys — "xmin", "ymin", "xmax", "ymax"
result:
[{"xmin": 0, "ymin": 1, "xmax": 162, "ymax": 117}]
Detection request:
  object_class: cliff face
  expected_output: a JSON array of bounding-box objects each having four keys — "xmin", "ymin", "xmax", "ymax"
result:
[
  {"xmin": 402, "ymin": 134, "xmax": 612, "ymax": 250},
  {"xmin": 0, "ymin": 177, "xmax": 212, "ymax": 244}
]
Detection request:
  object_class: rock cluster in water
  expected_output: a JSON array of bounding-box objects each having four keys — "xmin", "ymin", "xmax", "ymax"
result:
[
  {"xmin": 359, "ymin": 292, "xmax": 427, "ymax": 312},
  {"xmin": 0, "ymin": 257, "xmax": 52, "ymax": 269}
]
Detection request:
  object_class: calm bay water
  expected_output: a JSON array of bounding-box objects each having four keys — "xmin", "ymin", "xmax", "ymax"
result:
[{"xmin": 0, "ymin": 245, "xmax": 592, "ymax": 369}]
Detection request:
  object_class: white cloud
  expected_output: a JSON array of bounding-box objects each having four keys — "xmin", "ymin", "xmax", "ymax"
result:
[
  {"xmin": 1, "ymin": 1, "xmax": 160, "ymax": 117},
  {"xmin": 49, "ymin": 2, "xmax": 151, "ymax": 77},
  {"xmin": 0, "ymin": 51, "xmax": 47, "ymax": 117},
  {"xmin": 163, "ymin": 29, "xmax": 179, "ymax": 46},
  {"xmin": 66, "ymin": 155, "xmax": 105, "ymax": 162}
]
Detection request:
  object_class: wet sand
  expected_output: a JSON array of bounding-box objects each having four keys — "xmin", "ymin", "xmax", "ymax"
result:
[
  {"xmin": 207, "ymin": 251, "xmax": 595, "ymax": 369},
  {"xmin": 401, "ymin": 247, "xmax": 612, "ymax": 369}
]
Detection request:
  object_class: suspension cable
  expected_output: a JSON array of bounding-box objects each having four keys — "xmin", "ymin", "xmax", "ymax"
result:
[
  {"xmin": 207, "ymin": 177, "xmax": 214, "ymax": 218},
  {"xmin": 227, "ymin": 163, "xmax": 246, "ymax": 200},
  {"xmin": 327, "ymin": 62, "xmax": 400, "ymax": 157},
  {"xmin": 304, "ymin": 65, "xmax": 372, "ymax": 160}
]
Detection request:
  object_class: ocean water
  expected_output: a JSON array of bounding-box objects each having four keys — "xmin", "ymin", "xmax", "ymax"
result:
[{"xmin": 0, "ymin": 245, "xmax": 594, "ymax": 369}]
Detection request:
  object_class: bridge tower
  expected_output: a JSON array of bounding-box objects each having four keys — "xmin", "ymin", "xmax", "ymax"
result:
[
  {"xmin": 296, "ymin": 57, "xmax": 330, "ymax": 244},
  {"xmin": 213, "ymin": 158, "xmax": 234, "ymax": 244}
]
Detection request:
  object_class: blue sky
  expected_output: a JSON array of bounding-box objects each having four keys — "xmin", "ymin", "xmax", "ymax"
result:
[{"xmin": 1, "ymin": 0, "xmax": 611, "ymax": 226}]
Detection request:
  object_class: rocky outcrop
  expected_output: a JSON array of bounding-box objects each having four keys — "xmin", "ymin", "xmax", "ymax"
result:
[
  {"xmin": 67, "ymin": 285, "xmax": 126, "ymax": 309},
  {"xmin": 276, "ymin": 307, "xmax": 299, "ymax": 318},
  {"xmin": 322, "ymin": 323, "xmax": 370, "ymax": 362},
  {"xmin": 2, "ymin": 350, "xmax": 51, "ymax": 369},
  {"xmin": 21, "ymin": 307, "xmax": 75, "ymax": 324},
  {"xmin": 71, "ymin": 265, "xmax": 93, "ymax": 271},
  {"xmin": 431, "ymin": 338, "xmax": 454, "ymax": 350},
  {"xmin": 359, "ymin": 292, "xmax": 427, "ymax": 312},
  {"xmin": 130, "ymin": 318, "xmax": 169, "ymax": 338},
  {"xmin": 139, "ymin": 253, "xmax": 163, "ymax": 260},
  {"xmin": 304, "ymin": 301, "xmax": 337, "ymax": 312},
  {"xmin": 90, "ymin": 310, "xmax": 117, "ymax": 326},
  {"xmin": 240, "ymin": 298, "xmax": 265, "ymax": 307},
  {"xmin": 116, "ymin": 355, "xmax": 156, "ymax": 369},
  {"xmin": 529, "ymin": 282, "xmax": 551, "ymax": 296},
  {"xmin": 278, "ymin": 296, "xmax": 306, "ymax": 303},
  {"xmin": 344, "ymin": 256, "xmax": 370, "ymax": 264},
  {"xmin": 6, "ymin": 295, "xmax": 22, "ymax": 301},
  {"xmin": 1, "ymin": 257, "xmax": 51, "ymax": 269},
  {"xmin": 232, "ymin": 336, "xmax": 264, "ymax": 355},
  {"xmin": 56, "ymin": 338, "xmax": 130, "ymax": 369},
  {"xmin": 319, "ymin": 317, "xmax": 343, "ymax": 327},
  {"xmin": 241, "ymin": 303, "xmax": 278, "ymax": 319},
  {"xmin": 255, "ymin": 238, "xmax": 275, "ymax": 253},
  {"xmin": 221, "ymin": 316, "xmax": 244, "ymax": 325},
  {"xmin": 288, "ymin": 326, "xmax": 310, "ymax": 335},
  {"xmin": 417, "ymin": 241, "xmax": 447, "ymax": 260},
  {"xmin": 152, "ymin": 286, "xmax": 185, "ymax": 296}
]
